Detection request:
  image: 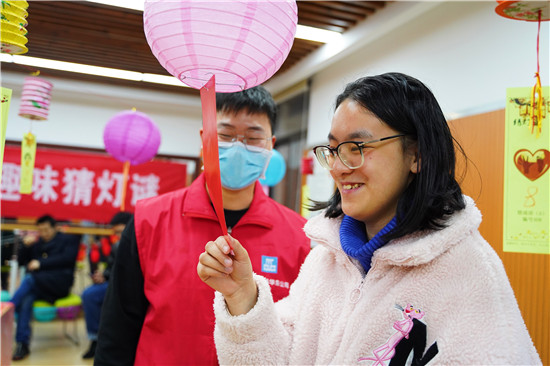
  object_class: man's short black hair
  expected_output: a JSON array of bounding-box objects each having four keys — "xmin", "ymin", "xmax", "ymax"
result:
[
  {"xmin": 36, "ymin": 215, "xmax": 56, "ymax": 227},
  {"xmin": 110, "ymin": 212, "xmax": 133, "ymax": 226},
  {"xmin": 216, "ymin": 85, "xmax": 277, "ymax": 133}
]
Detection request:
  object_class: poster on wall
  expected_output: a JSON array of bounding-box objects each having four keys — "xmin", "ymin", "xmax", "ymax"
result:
[
  {"xmin": 503, "ymin": 86, "xmax": 549, "ymax": 254},
  {"xmin": 0, "ymin": 88, "xmax": 12, "ymax": 180},
  {"xmin": 0, "ymin": 145, "xmax": 187, "ymax": 224}
]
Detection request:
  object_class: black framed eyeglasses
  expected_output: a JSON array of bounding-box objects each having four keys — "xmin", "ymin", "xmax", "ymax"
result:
[{"xmin": 312, "ymin": 134, "xmax": 406, "ymax": 170}]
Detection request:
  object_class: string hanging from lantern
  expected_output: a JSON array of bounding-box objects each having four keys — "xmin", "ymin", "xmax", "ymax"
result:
[
  {"xmin": 530, "ymin": 10, "xmax": 542, "ymax": 136},
  {"xmin": 495, "ymin": 1, "xmax": 549, "ymax": 137},
  {"xmin": 143, "ymin": 0, "xmax": 298, "ymax": 240}
]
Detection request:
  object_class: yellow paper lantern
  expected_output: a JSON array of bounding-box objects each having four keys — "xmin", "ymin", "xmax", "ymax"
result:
[{"xmin": 1, "ymin": 0, "xmax": 29, "ymax": 55}]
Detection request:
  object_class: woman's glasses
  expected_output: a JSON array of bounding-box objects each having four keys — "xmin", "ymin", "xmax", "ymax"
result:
[{"xmin": 312, "ymin": 134, "xmax": 405, "ymax": 170}]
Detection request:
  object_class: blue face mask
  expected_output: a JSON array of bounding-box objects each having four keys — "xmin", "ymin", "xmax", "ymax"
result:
[{"xmin": 218, "ymin": 141, "xmax": 272, "ymax": 190}]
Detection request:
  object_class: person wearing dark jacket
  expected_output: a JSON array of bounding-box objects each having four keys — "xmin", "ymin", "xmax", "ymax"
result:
[
  {"xmin": 11, "ymin": 215, "xmax": 80, "ymax": 361},
  {"xmin": 81, "ymin": 211, "xmax": 132, "ymax": 359}
]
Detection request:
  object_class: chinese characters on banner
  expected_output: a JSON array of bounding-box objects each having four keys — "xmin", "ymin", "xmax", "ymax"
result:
[
  {"xmin": 503, "ymin": 86, "xmax": 549, "ymax": 254},
  {"xmin": 0, "ymin": 145, "xmax": 187, "ymax": 223}
]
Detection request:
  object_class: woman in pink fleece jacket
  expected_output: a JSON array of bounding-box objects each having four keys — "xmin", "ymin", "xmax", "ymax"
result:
[{"xmin": 198, "ymin": 73, "xmax": 541, "ymax": 365}]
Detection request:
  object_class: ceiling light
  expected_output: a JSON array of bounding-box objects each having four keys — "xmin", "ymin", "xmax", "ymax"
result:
[
  {"xmin": 295, "ymin": 24, "xmax": 341, "ymax": 43},
  {"xmin": 0, "ymin": 54, "xmax": 188, "ymax": 87},
  {"xmin": 84, "ymin": 0, "xmax": 342, "ymax": 43}
]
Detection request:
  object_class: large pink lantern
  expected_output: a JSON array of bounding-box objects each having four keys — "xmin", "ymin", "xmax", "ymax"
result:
[
  {"xmin": 103, "ymin": 110, "xmax": 161, "ymax": 166},
  {"xmin": 143, "ymin": 0, "xmax": 297, "ymax": 238},
  {"xmin": 143, "ymin": 0, "xmax": 298, "ymax": 92}
]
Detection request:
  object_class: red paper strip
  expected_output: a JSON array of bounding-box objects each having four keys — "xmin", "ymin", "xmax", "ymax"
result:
[{"xmin": 200, "ymin": 75, "xmax": 228, "ymax": 237}]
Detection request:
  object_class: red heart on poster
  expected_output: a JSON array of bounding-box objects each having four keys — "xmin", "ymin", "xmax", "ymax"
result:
[{"xmin": 513, "ymin": 149, "xmax": 550, "ymax": 181}]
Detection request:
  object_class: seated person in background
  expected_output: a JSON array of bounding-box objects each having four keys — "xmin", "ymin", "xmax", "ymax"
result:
[
  {"xmin": 11, "ymin": 215, "xmax": 80, "ymax": 361},
  {"xmin": 81, "ymin": 211, "xmax": 132, "ymax": 359}
]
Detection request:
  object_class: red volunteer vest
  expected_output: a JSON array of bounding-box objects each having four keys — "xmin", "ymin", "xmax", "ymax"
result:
[{"xmin": 134, "ymin": 174, "xmax": 310, "ymax": 365}]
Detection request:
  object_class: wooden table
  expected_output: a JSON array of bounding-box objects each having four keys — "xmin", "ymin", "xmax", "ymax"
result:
[{"xmin": 1, "ymin": 302, "xmax": 14, "ymax": 366}]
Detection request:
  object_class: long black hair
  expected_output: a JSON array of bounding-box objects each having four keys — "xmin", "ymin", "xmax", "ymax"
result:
[{"xmin": 311, "ymin": 72, "xmax": 466, "ymax": 241}]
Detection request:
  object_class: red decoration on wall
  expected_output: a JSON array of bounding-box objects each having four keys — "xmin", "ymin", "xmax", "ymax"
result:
[
  {"xmin": 495, "ymin": 1, "xmax": 549, "ymax": 137},
  {"xmin": 0, "ymin": 145, "xmax": 187, "ymax": 223},
  {"xmin": 301, "ymin": 156, "xmax": 314, "ymax": 175}
]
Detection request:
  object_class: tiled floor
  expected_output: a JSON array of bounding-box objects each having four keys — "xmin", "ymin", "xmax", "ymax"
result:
[{"xmin": 11, "ymin": 316, "xmax": 94, "ymax": 366}]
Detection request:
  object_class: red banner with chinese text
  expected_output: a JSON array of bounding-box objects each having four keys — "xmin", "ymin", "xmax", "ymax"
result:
[{"xmin": 1, "ymin": 145, "xmax": 187, "ymax": 223}]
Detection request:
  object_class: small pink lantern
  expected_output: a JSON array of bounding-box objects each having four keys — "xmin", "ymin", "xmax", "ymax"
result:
[
  {"xmin": 103, "ymin": 110, "xmax": 161, "ymax": 166},
  {"xmin": 18, "ymin": 76, "xmax": 53, "ymax": 120},
  {"xmin": 103, "ymin": 110, "xmax": 161, "ymax": 210},
  {"xmin": 143, "ymin": 0, "xmax": 298, "ymax": 92}
]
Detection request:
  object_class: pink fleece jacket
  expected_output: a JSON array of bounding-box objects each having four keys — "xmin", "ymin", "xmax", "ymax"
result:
[{"xmin": 213, "ymin": 196, "xmax": 541, "ymax": 365}]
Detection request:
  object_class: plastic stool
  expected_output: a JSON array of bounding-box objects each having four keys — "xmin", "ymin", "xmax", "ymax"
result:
[
  {"xmin": 0, "ymin": 290, "xmax": 10, "ymax": 302},
  {"xmin": 32, "ymin": 300, "xmax": 57, "ymax": 322},
  {"xmin": 54, "ymin": 294, "xmax": 82, "ymax": 345}
]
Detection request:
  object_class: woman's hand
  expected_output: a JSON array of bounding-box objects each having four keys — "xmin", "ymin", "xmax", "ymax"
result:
[{"xmin": 197, "ymin": 235, "xmax": 257, "ymax": 315}]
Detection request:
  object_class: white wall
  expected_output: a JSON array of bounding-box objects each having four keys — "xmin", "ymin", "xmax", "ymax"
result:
[
  {"xmin": 306, "ymin": 1, "xmax": 549, "ymax": 147},
  {"xmin": 293, "ymin": 1, "xmax": 549, "ymax": 205},
  {"xmin": 1, "ymin": 72, "xmax": 203, "ymax": 159}
]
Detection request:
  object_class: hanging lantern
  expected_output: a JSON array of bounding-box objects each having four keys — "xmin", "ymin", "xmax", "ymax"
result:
[
  {"xmin": 495, "ymin": 1, "xmax": 549, "ymax": 137},
  {"xmin": 18, "ymin": 76, "xmax": 53, "ymax": 121},
  {"xmin": 17, "ymin": 74, "xmax": 52, "ymax": 194},
  {"xmin": 143, "ymin": 0, "xmax": 297, "ymax": 92},
  {"xmin": 143, "ymin": 0, "xmax": 297, "ymax": 239},
  {"xmin": 103, "ymin": 110, "xmax": 161, "ymax": 166},
  {"xmin": 0, "ymin": 0, "xmax": 29, "ymax": 55},
  {"xmin": 103, "ymin": 109, "xmax": 161, "ymax": 210},
  {"xmin": 495, "ymin": 1, "xmax": 549, "ymax": 21}
]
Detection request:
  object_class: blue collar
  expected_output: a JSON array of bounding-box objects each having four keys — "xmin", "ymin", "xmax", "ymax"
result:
[{"xmin": 339, "ymin": 216, "xmax": 397, "ymax": 273}]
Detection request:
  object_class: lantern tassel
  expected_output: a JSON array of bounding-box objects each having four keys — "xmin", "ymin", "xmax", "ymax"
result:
[
  {"xmin": 200, "ymin": 75, "xmax": 229, "ymax": 243},
  {"xmin": 530, "ymin": 10, "xmax": 543, "ymax": 137},
  {"xmin": 531, "ymin": 73, "xmax": 542, "ymax": 137},
  {"xmin": 120, "ymin": 160, "xmax": 130, "ymax": 211}
]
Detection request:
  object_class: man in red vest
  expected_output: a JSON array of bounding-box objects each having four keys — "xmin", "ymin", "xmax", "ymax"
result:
[{"xmin": 94, "ymin": 86, "xmax": 310, "ymax": 365}]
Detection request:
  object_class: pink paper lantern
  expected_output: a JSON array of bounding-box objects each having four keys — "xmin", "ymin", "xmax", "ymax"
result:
[
  {"xmin": 143, "ymin": 0, "xmax": 297, "ymax": 92},
  {"xmin": 103, "ymin": 110, "xmax": 161, "ymax": 166},
  {"xmin": 18, "ymin": 76, "xmax": 53, "ymax": 120}
]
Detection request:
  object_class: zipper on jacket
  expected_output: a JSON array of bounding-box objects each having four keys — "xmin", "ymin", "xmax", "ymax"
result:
[
  {"xmin": 344, "ymin": 255, "xmax": 367, "ymax": 304},
  {"xmin": 350, "ymin": 277, "xmax": 365, "ymax": 304},
  {"xmin": 308, "ymin": 235, "xmax": 367, "ymax": 304},
  {"xmin": 350, "ymin": 259, "xmax": 382, "ymax": 303}
]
